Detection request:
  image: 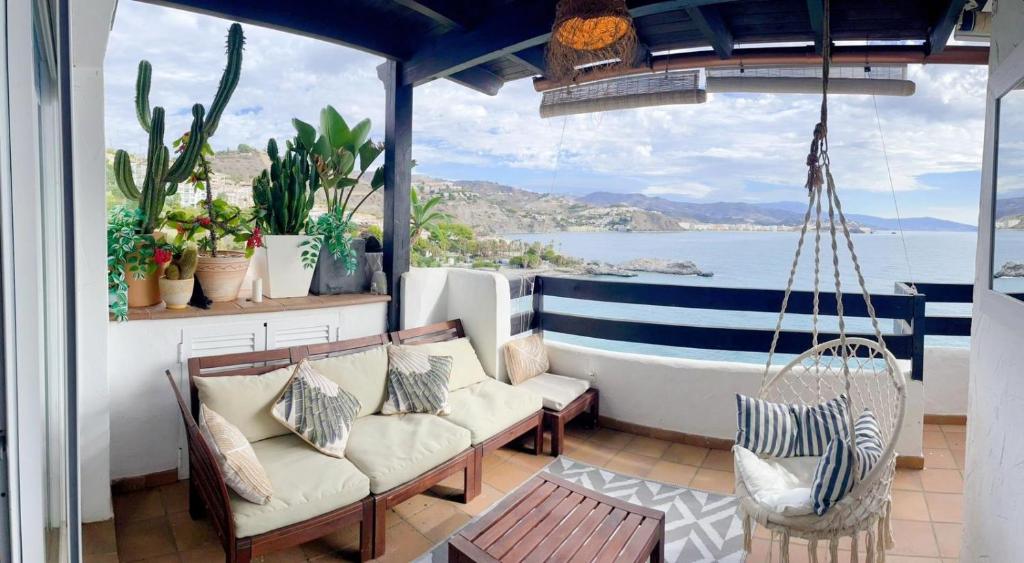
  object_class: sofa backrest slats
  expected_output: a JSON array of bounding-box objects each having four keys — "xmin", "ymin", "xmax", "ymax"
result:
[
  {"xmin": 390, "ymin": 320, "xmax": 465, "ymax": 345},
  {"xmin": 165, "ymin": 370, "xmax": 235, "ymax": 545},
  {"xmin": 298, "ymin": 333, "xmax": 389, "ymax": 362}
]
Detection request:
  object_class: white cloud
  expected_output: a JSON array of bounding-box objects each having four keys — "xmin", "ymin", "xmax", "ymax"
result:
[{"xmin": 643, "ymin": 182, "xmax": 714, "ymax": 198}]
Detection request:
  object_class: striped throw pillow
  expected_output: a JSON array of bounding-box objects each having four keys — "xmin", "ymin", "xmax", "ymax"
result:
[
  {"xmin": 792, "ymin": 394, "xmax": 851, "ymax": 457},
  {"xmin": 735, "ymin": 395, "xmax": 798, "ymax": 458},
  {"xmin": 199, "ymin": 404, "xmax": 273, "ymax": 505},
  {"xmin": 811, "ymin": 409, "xmax": 884, "ymax": 515},
  {"xmin": 382, "ymin": 346, "xmax": 453, "ymax": 415}
]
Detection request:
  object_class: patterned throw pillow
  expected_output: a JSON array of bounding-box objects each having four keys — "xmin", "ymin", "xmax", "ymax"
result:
[
  {"xmin": 382, "ymin": 346, "xmax": 453, "ymax": 415},
  {"xmin": 735, "ymin": 394, "xmax": 798, "ymax": 458},
  {"xmin": 791, "ymin": 394, "xmax": 851, "ymax": 457},
  {"xmin": 811, "ymin": 409, "xmax": 884, "ymax": 515},
  {"xmin": 270, "ymin": 359, "xmax": 362, "ymax": 458},
  {"xmin": 504, "ymin": 334, "xmax": 550, "ymax": 385},
  {"xmin": 199, "ymin": 405, "xmax": 273, "ymax": 505}
]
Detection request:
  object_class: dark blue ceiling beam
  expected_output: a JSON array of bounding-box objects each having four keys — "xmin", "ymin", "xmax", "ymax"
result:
[
  {"xmin": 685, "ymin": 6, "xmax": 732, "ymax": 59},
  {"xmin": 393, "ymin": 0, "xmax": 474, "ymax": 30},
  {"xmin": 927, "ymin": 0, "xmax": 969, "ymax": 55},
  {"xmin": 508, "ymin": 45, "xmax": 548, "ymax": 75},
  {"xmin": 400, "ymin": 0, "xmax": 738, "ymax": 87},
  {"xmin": 138, "ymin": 0, "xmax": 411, "ymax": 59},
  {"xmin": 806, "ymin": 0, "xmax": 824, "ymax": 54},
  {"xmin": 448, "ymin": 66, "xmax": 504, "ymax": 95}
]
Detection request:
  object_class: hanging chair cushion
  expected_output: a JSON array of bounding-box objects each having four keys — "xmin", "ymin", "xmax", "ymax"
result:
[
  {"xmin": 735, "ymin": 395, "xmax": 799, "ymax": 458},
  {"xmin": 791, "ymin": 394, "xmax": 851, "ymax": 457},
  {"xmin": 733, "ymin": 445, "xmax": 816, "ymax": 516},
  {"xmin": 811, "ymin": 408, "xmax": 884, "ymax": 515}
]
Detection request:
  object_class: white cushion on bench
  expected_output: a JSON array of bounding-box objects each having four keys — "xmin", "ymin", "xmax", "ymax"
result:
[
  {"xmin": 402, "ymin": 337, "xmax": 490, "ymax": 390},
  {"xmin": 446, "ymin": 379, "xmax": 543, "ymax": 444},
  {"xmin": 195, "ymin": 367, "xmax": 294, "ymax": 443},
  {"xmin": 232, "ymin": 434, "xmax": 370, "ymax": 538},
  {"xmin": 344, "ymin": 414, "xmax": 471, "ymax": 494},
  {"xmin": 733, "ymin": 445, "xmax": 817, "ymax": 517},
  {"xmin": 515, "ymin": 373, "xmax": 590, "ymax": 411},
  {"xmin": 310, "ymin": 345, "xmax": 390, "ymax": 417}
]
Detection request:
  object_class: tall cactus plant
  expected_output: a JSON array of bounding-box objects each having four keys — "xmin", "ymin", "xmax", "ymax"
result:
[
  {"xmin": 252, "ymin": 137, "xmax": 318, "ymax": 235},
  {"xmin": 112, "ymin": 23, "xmax": 244, "ymax": 235}
]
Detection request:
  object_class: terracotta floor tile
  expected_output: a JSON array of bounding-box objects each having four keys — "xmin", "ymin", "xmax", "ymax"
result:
[
  {"xmin": 943, "ymin": 432, "xmax": 965, "ymax": 450},
  {"xmin": 922, "ymin": 431, "xmax": 948, "ymax": 449},
  {"xmin": 113, "ymin": 490, "xmax": 166, "ymax": 523},
  {"xmin": 134, "ymin": 554, "xmax": 180, "ymax": 563},
  {"xmin": 689, "ymin": 468, "xmax": 735, "ymax": 494},
  {"xmin": 506, "ymin": 450, "xmax": 554, "ymax": 472},
  {"xmin": 925, "ymin": 493, "xmax": 963, "ymax": 523},
  {"xmin": 662, "ymin": 443, "xmax": 709, "ymax": 466},
  {"xmin": 482, "ymin": 459, "xmax": 534, "ymax": 493},
  {"xmin": 300, "ymin": 524, "xmax": 360, "ymax": 560},
  {"xmin": 83, "ymin": 554, "xmax": 120, "ymax": 563},
  {"xmin": 919, "ymin": 469, "xmax": 963, "ymax": 494},
  {"xmin": 393, "ymin": 494, "xmax": 441, "ymax": 520},
  {"xmin": 458, "ymin": 483, "xmax": 505, "ymax": 517},
  {"xmin": 168, "ymin": 512, "xmax": 218, "ymax": 552},
  {"xmin": 951, "ymin": 449, "xmax": 965, "ymax": 470},
  {"xmin": 158, "ymin": 481, "xmax": 189, "ymax": 514},
  {"xmin": 892, "ymin": 490, "xmax": 931, "ymax": 521},
  {"xmin": 646, "ymin": 460, "xmax": 698, "ymax": 486},
  {"xmin": 894, "ymin": 469, "xmax": 924, "ymax": 491},
  {"xmin": 375, "ymin": 521, "xmax": 433, "ymax": 563},
  {"xmin": 83, "ymin": 520, "xmax": 118, "ymax": 556},
  {"xmin": 604, "ymin": 450, "xmax": 658, "ymax": 478},
  {"xmin": 257, "ymin": 545, "xmax": 312, "ymax": 562},
  {"xmin": 923, "ymin": 448, "xmax": 958, "ymax": 470},
  {"xmin": 923, "ymin": 424, "xmax": 942, "ymax": 432},
  {"xmin": 420, "ymin": 510, "xmax": 472, "ymax": 543},
  {"xmin": 932, "ymin": 522, "xmax": 962, "ymax": 558},
  {"xmin": 177, "ymin": 545, "xmax": 225, "ymax": 562},
  {"xmin": 701, "ymin": 449, "xmax": 735, "ymax": 471},
  {"xmin": 587, "ymin": 428, "xmax": 632, "ymax": 450},
  {"xmin": 940, "ymin": 425, "xmax": 966, "ymax": 434},
  {"xmin": 404, "ymin": 501, "xmax": 460, "ymax": 536},
  {"xmin": 883, "ymin": 557, "xmax": 943, "ymax": 563},
  {"xmin": 622, "ymin": 435, "xmax": 670, "ymax": 458},
  {"xmin": 564, "ymin": 442, "xmax": 616, "ymax": 467},
  {"xmin": 889, "ymin": 520, "xmax": 939, "ymax": 557},
  {"xmin": 116, "ymin": 516, "xmax": 177, "ymax": 562}
]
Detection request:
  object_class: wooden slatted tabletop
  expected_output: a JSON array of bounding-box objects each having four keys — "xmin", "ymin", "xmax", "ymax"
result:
[{"xmin": 449, "ymin": 473, "xmax": 664, "ymax": 563}]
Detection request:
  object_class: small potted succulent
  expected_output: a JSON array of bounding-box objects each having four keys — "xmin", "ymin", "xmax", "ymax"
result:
[
  {"xmin": 251, "ymin": 136, "xmax": 317, "ymax": 298},
  {"xmin": 158, "ymin": 244, "xmax": 198, "ymax": 309},
  {"xmin": 165, "ymin": 201, "xmax": 259, "ymax": 302}
]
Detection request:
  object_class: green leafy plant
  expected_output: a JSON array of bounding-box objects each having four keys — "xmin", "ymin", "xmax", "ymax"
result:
[
  {"xmin": 164, "ymin": 200, "xmax": 259, "ymax": 258},
  {"xmin": 107, "ymin": 206, "xmax": 163, "ymax": 320},
  {"xmin": 302, "ymin": 210, "xmax": 358, "ymax": 272},
  {"xmin": 411, "ymin": 187, "xmax": 450, "ymax": 242},
  {"xmin": 252, "ymin": 137, "xmax": 317, "ymax": 236}
]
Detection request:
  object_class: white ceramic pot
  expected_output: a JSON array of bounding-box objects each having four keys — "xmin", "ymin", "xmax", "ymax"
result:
[
  {"xmin": 254, "ymin": 234, "xmax": 317, "ymax": 298},
  {"xmin": 158, "ymin": 277, "xmax": 195, "ymax": 309}
]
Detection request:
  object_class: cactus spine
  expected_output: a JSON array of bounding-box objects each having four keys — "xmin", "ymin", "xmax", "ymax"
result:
[
  {"xmin": 113, "ymin": 23, "xmax": 244, "ymax": 235},
  {"xmin": 252, "ymin": 137, "xmax": 318, "ymax": 235}
]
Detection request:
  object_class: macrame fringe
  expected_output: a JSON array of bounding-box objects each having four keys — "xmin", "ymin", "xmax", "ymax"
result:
[
  {"xmin": 866, "ymin": 528, "xmax": 877, "ymax": 563},
  {"xmin": 743, "ymin": 515, "xmax": 752, "ymax": 552},
  {"xmin": 779, "ymin": 530, "xmax": 791, "ymax": 563},
  {"xmin": 829, "ymin": 537, "xmax": 840, "ymax": 563},
  {"xmin": 851, "ymin": 532, "xmax": 859, "ymax": 563},
  {"xmin": 809, "ymin": 539, "xmax": 820, "ymax": 563},
  {"xmin": 883, "ymin": 499, "xmax": 895, "ymax": 549}
]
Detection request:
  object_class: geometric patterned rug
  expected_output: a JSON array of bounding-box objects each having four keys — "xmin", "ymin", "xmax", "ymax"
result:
[{"xmin": 415, "ymin": 456, "xmax": 747, "ymax": 562}]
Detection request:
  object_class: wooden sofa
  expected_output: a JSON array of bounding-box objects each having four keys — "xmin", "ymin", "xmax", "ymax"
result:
[{"xmin": 174, "ymin": 322, "xmax": 544, "ymax": 561}]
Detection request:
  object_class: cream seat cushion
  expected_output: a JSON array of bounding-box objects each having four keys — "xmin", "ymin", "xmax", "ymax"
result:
[
  {"xmin": 309, "ymin": 345, "xmax": 389, "ymax": 417},
  {"xmin": 403, "ymin": 338, "xmax": 489, "ymax": 390},
  {"xmin": 344, "ymin": 414, "xmax": 471, "ymax": 494},
  {"xmin": 194, "ymin": 367, "xmax": 293, "ymax": 442},
  {"xmin": 514, "ymin": 373, "xmax": 590, "ymax": 411},
  {"xmin": 446, "ymin": 379, "xmax": 543, "ymax": 445},
  {"xmin": 231, "ymin": 434, "xmax": 370, "ymax": 538},
  {"xmin": 733, "ymin": 445, "xmax": 817, "ymax": 516}
]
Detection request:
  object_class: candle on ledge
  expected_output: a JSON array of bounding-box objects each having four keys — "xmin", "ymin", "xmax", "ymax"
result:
[{"xmin": 252, "ymin": 278, "xmax": 263, "ymax": 303}]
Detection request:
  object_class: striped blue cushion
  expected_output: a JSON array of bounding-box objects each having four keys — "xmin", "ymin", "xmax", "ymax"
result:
[
  {"xmin": 735, "ymin": 395, "xmax": 798, "ymax": 458},
  {"xmin": 811, "ymin": 409, "xmax": 884, "ymax": 515},
  {"xmin": 792, "ymin": 394, "xmax": 851, "ymax": 457}
]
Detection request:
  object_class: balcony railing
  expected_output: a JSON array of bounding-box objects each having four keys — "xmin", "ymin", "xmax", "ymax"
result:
[{"xmin": 508, "ymin": 275, "xmax": 981, "ymax": 382}]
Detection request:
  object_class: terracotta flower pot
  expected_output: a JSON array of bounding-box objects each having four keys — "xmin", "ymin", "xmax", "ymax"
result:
[
  {"xmin": 125, "ymin": 232, "xmax": 166, "ymax": 308},
  {"xmin": 195, "ymin": 252, "xmax": 250, "ymax": 302},
  {"xmin": 253, "ymin": 234, "xmax": 317, "ymax": 298},
  {"xmin": 159, "ymin": 277, "xmax": 195, "ymax": 310}
]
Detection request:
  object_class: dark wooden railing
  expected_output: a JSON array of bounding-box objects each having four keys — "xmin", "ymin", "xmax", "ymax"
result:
[{"xmin": 511, "ymin": 275, "xmax": 929, "ymax": 381}]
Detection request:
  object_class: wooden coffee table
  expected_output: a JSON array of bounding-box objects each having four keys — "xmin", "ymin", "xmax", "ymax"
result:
[{"xmin": 449, "ymin": 473, "xmax": 664, "ymax": 563}]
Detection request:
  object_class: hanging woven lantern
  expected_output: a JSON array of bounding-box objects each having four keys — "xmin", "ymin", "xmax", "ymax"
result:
[{"xmin": 546, "ymin": 0, "xmax": 639, "ymax": 82}]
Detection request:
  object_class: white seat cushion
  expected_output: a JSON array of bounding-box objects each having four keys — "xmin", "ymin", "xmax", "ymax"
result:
[
  {"xmin": 344, "ymin": 414, "xmax": 472, "ymax": 494},
  {"xmin": 231, "ymin": 434, "xmax": 370, "ymax": 538},
  {"xmin": 515, "ymin": 373, "xmax": 590, "ymax": 411},
  {"xmin": 446, "ymin": 379, "xmax": 543, "ymax": 445},
  {"xmin": 733, "ymin": 445, "xmax": 817, "ymax": 516}
]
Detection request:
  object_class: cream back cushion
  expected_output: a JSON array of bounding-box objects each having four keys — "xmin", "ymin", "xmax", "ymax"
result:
[
  {"xmin": 404, "ymin": 337, "xmax": 489, "ymax": 390},
  {"xmin": 194, "ymin": 366, "xmax": 293, "ymax": 443},
  {"xmin": 309, "ymin": 345, "xmax": 389, "ymax": 417},
  {"xmin": 504, "ymin": 334, "xmax": 549, "ymax": 385}
]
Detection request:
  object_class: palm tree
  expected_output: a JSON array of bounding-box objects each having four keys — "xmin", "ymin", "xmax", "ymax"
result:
[{"xmin": 410, "ymin": 187, "xmax": 449, "ymax": 242}]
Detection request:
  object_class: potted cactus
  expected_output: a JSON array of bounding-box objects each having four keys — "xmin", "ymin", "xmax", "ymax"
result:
[
  {"xmin": 158, "ymin": 244, "xmax": 198, "ymax": 309},
  {"xmin": 251, "ymin": 136, "xmax": 317, "ymax": 298},
  {"xmin": 293, "ymin": 106, "xmax": 385, "ymax": 294}
]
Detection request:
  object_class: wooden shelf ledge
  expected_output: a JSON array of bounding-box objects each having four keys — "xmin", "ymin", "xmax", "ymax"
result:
[{"xmin": 114, "ymin": 293, "xmax": 390, "ymax": 322}]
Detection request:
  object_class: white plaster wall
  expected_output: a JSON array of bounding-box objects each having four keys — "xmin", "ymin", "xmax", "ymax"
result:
[
  {"xmin": 72, "ymin": 0, "xmax": 118, "ymax": 522},
  {"xmin": 962, "ymin": 1, "xmax": 1024, "ymax": 559},
  {"xmin": 546, "ymin": 341, "xmax": 925, "ymax": 458},
  {"xmin": 922, "ymin": 347, "xmax": 969, "ymax": 416},
  {"xmin": 107, "ymin": 304, "xmax": 386, "ymax": 479}
]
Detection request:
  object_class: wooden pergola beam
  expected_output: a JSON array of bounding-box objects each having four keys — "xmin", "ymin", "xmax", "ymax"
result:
[
  {"xmin": 927, "ymin": 0, "xmax": 969, "ymax": 55},
  {"xmin": 380, "ymin": 61, "xmax": 413, "ymax": 331},
  {"xmin": 393, "ymin": 0, "xmax": 473, "ymax": 30},
  {"xmin": 686, "ymin": 6, "xmax": 732, "ymax": 59},
  {"xmin": 508, "ymin": 45, "xmax": 548, "ymax": 75}
]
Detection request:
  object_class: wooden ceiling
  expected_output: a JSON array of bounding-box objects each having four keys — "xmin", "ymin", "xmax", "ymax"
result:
[{"xmin": 141, "ymin": 0, "xmax": 977, "ymax": 95}]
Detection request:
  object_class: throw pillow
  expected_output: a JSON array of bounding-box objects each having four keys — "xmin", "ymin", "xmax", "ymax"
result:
[
  {"xmin": 791, "ymin": 394, "xmax": 852, "ymax": 457},
  {"xmin": 735, "ymin": 394, "xmax": 798, "ymax": 458},
  {"xmin": 270, "ymin": 359, "xmax": 362, "ymax": 458},
  {"xmin": 198, "ymin": 404, "xmax": 273, "ymax": 505},
  {"xmin": 382, "ymin": 346, "xmax": 453, "ymax": 415},
  {"xmin": 811, "ymin": 409, "xmax": 884, "ymax": 515},
  {"xmin": 504, "ymin": 334, "xmax": 550, "ymax": 385}
]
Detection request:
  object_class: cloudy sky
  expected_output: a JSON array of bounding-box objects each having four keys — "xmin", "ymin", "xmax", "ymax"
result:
[{"xmin": 105, "ymin": 1, "xmax": 988, "ymax": 225}]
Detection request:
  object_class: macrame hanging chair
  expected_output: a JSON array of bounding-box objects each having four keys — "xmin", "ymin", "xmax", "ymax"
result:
[{"xmin": 735, "ymin": 2, "xmax": 907, "ymax": 561}]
